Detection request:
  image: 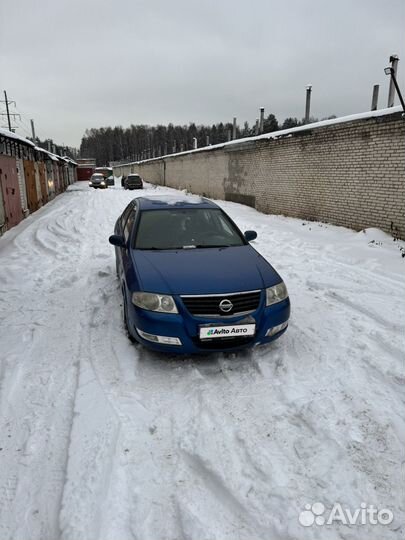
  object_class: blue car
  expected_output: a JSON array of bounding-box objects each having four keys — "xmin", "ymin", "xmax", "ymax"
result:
[{"xmin": 109, "ymin": 195, "xmax": 290, "ymax": 354}]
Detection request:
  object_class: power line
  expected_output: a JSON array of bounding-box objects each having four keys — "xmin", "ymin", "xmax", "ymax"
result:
[
  {"xmin": 10, "ymin": 104, "xmax": 35, "ymax": 136},
  {"xmin": 14, "ymin": 120, "xmax": 32, "ymax": 138}
]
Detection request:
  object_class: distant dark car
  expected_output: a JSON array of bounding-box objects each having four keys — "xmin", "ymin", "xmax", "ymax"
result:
[
  {"xmin": 89, "ymin": 173, "xmax": 108, "ymax": 189},
  {"xmin": 124, "ymin": 174, "xmax": 143, "ymax": 190},
  {"xmin": 106, "ymin": 175, "xmax": 115, "ymax": 186}
]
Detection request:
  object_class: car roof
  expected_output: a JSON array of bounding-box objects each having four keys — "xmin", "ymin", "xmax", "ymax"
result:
[
  {"xmin": 92, "ymin": 173, "xmax": 104, "ymax": 177},
  {"xmin": 135, "ymin": 194, "xmax": 219, "ymax": 211}
]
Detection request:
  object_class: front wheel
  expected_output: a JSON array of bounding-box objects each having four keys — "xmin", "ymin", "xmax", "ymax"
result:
[{"xmin": 122, "ymin": 287, "xmax": 136, "ymax": 343}]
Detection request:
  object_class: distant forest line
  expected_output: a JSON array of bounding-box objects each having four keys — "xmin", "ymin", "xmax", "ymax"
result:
[{"xmin": 79, "ymin": 113, "xmax": 336, "ymax": 166}]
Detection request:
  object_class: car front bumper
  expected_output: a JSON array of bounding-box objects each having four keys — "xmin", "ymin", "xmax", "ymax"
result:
[{"xmin": 127, "ymin": 295, "xmax": 290, "ymax": 354}]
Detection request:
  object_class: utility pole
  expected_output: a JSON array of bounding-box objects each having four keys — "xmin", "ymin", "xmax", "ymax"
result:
[
  {"xmin": 4, "ymin": 90, "xmax": 11, "ymax": 130},
  {"xmin": 384, "ymin": 63, "xmax": 405, "ymax": 113},
  {"xmin": 0, "ymin": 90, "xmax": 20, "ymax": 132}
]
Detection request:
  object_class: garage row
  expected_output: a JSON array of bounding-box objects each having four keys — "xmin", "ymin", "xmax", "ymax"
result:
[{"xmin": 0, "ymin": 128, "xmax": 77, "ymax": 236}]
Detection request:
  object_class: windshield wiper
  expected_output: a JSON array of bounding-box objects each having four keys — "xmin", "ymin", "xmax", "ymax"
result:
[
  {"xmin": 137, "ymin": 246, "xmax": 190, "ymax": 250},
  {"xmin": 137, "ymin": 244, "xmax": 234, "ymax": 250},
  {"xmin": 192, "ymin": 244, "xmax": 233, "ymax": 248}
]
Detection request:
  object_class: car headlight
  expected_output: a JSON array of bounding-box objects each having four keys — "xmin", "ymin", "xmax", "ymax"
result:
[
  {"xmin": 100, "ymin": 181, "xmax": 105, "ymax": 185},
  {"xmin": 132, "ymin": 292, "xmax": 178, "ymax": 313},
  {"xmin": 266, "ymin": 282, "xmax": 288, "ymax": 306},
  {"xmin": 89, "ymin": 181, "xmax": 92, "ymax": 185}
]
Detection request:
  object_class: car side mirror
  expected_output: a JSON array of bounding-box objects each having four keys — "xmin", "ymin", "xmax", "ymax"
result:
[
  {"xmin": 109, "ymin": 234, "xmax": 126, "ymax": 247},
  {"xmin": 244, "ymin": 230, "xmax": 257, "ymax": 241}
]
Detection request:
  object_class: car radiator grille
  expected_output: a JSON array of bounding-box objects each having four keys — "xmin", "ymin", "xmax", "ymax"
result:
[{"xmin": 181, "ymin": 290, "xmax": 261, "ymax": 317}]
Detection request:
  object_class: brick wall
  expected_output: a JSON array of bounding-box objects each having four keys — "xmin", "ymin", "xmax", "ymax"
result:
[{"xmin": 113, "ymin": 110, "xmax": 405, "ymax": 239}]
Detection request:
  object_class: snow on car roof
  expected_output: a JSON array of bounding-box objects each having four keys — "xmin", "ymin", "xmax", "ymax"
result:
[{"xmin": 137, "ymin": 194, "xmax": 216, "ymax": 210}]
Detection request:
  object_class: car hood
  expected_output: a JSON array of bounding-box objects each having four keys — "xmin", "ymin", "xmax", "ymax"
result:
[{"xmin": 132, "ymin": 245, "xmax": 282, "ymax": 295}]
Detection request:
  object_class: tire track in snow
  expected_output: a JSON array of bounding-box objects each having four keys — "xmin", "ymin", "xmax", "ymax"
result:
[
  {"xmin": 58, "ymin": 187, "xmax": 140, "ymax": 540},
  {"xmin": 0, "ymin": 189, "xmax": 98, "ymax": 540}
]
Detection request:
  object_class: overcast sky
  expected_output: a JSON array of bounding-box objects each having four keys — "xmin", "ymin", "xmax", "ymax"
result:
[{"xmin": 1, "ymin": 0, "xmax": 404, "ymax": 148}]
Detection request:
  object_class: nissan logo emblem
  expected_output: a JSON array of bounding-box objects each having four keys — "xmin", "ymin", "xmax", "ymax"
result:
[{"xmin": 219, "ymin": 299, "xmax": 233, "ymax": 313}]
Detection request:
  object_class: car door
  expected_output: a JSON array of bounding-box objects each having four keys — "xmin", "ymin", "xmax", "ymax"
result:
[
  {"xmin": 121, "ymin": 207, "xmax": 137, "ymax": 282},
  {"xmin": 115, "ymin": 203, "xmax": 134, "ymax": 276}
]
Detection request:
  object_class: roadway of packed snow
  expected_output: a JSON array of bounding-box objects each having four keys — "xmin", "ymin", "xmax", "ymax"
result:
[{"xmin": 0, "ymin": 182, "xmax": 403, "ymax": 540}]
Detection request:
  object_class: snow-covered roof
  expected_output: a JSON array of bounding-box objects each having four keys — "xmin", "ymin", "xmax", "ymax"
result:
[
  {"xmin": 43, "ymin": 150, "xmax": 59, "ymax": 162},
  {"xmin": 0, "ymin": 129, "xmax": 78, "ymax": 164},
  {"xmin": 34, "ymin": 146, "xmax": 61, "ymax": 162},
  {"xmin": 116, "ymin": 105, "xmax": 403, "ymax": 167},
  {"xmin": 0, "ymin": 127, "xmax": 35, "ymax": 147},
  {"xmin": 62, "ymin": 156, "xmax": 78, "ymax": 165}
]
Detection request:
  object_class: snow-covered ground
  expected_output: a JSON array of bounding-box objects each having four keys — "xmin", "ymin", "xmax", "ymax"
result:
[{"xmin": 0, "ymin": 182, "xmax": 403, "ymax": 540}]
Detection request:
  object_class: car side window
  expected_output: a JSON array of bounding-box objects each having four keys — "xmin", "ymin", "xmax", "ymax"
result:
[
  {"xmin": 123, "ymin": 209, "xmax": 136, "ymax": 243},
  {"xmin": 120, "ymin": 204, "xmax": 133, "ymax": 229}
]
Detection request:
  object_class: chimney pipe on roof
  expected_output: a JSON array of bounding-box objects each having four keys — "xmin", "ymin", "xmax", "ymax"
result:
[
  {"xmin": 259, "ymin": 107, "xmax": 264, "ymax": 133},
  {"xmin": 304, "ymin": 85, "xmax": 312, "ymax": 124},
  {"xmin": 387, "ymin": 55, "xmax": 399, "ymax": 107},
  {"xmin": 371, "ymin": 84, "xmax": 379, "ymax": 111},
  {"xmin": 232, "ymin": 117, "xmax": 237, "ymax": 140}
]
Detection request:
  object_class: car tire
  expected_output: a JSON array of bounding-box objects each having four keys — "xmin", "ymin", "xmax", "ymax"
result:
[{"xmin": 122, "ymin": 286, "xmax": 136, "ymax": 343}]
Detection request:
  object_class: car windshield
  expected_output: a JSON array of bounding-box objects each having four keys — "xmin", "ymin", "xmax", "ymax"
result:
[{"xmin": 134, "ymin": 208, "xmax": 245, "ymax": 250}]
